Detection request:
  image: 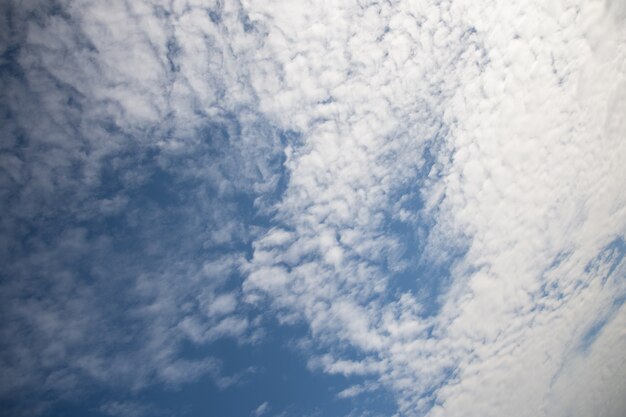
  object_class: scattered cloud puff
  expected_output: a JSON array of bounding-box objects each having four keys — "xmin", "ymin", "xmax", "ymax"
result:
[
  {"xmin": 337, "ymin": 382, "xmax": 381, "ymax": 399},
  {"xmin": 1, "ymin": 0, "xmax": 625, "ymax": 416},
  {"xmin": 253, "ymin": 401, "xmax": 270, "ymax": 417}
]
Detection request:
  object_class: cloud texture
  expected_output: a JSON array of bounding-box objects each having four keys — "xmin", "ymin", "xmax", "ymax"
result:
[{"xmin": 0, "ymin": 0, "xmax": 624, "ymax": 416}]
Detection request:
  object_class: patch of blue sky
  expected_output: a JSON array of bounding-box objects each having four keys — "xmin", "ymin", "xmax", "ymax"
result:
[
  {"xmin": 37, "ymin": 323, "xmax": 397, "ymax": 417},
  {"xmin": 200, "ymin": 325, "xmax": 397, "ymax": 417},
  {"xmin": 575, "ymin": 237, "xmax": 626, "ymax": 353},
  {"xmin": 0, "ymin": 44, "xmax": 23, "ymax": 78},
  {"xmin": 0, "ymin": 87, "xmax": 289, "ymax": 412},
  {"xmin": 535, "ymin": 250, "xmax": 575, "ymax": 302},
  {"xmin": 578, "ymin": 293, "xmax": 626, "ymax": 354},
  {"xmin": 584, "ymin": 236, "xmax": 625, "ymax": 284},
  {"xmin": 579, "ymin": 315, "xmax": 610, "ymax": 354},
  {"xmin": 381, "ymin": 125, "xmax": 467, "ymax": 317}
]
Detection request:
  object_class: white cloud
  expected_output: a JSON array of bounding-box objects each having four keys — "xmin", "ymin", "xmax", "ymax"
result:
[
  {"xmin": 337, "ymin": 381, "xmax": 380, "ymax": 399},
  {"xmin": 253, "ymin": 401, "xmax": 270, "ymax": 417},
  {"xmin": 547, "ymin": 299, "xmax": 626, "ymax": 417},
  {"xmin": 1, "ymin": 0, "xmax": 625, "ymax": 416},
  {"xmin": 239, "ymin": 0, "xmax": 626, "ymax": 416}
]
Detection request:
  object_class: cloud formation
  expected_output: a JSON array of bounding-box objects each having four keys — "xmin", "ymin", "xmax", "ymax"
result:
[
  {"xmin": 241, "ymin": 0, "xmax": 626, "ymax": 415},
  {"xmin": 1, "ymin": 0, "xmax": 282, "ymax": 413},
  {"xmin": 1, "ymin": 0, "xmax": 624, "ymax": 416},
  {"xmin": 253, "ymin": 401, "xmax": 270, "ymax": 417}
]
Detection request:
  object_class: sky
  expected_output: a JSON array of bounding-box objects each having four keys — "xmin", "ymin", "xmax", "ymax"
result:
[{"xmin": 0, "ymin": 0, "xmax": 625, "ymax": 416}]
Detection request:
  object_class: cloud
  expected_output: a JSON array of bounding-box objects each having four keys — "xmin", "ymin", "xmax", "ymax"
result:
[
  {"xmin": 337, "ymin": 382, "xmax": 381, "ymax": 399},
  {"xmin": 99, "ymin": 401, "xmax": 156, "ymax": 417},
  {"xmin": 1, "ymin": 0, "xmax": 625, "ymax": 416},
  {"xmin": 239, "ymin": 0, "xmax": 626, "ymax": 416},
  {"xmin": 0, "ymin": 0, "xmax": 283, "ymax": 413},
  {"xmin": 253, "ymin": 401, "xmax": 270, "ymax": 417},
  {"xmin": 547, "ymin": 296, "xmax": 626, "ymax": 417}
]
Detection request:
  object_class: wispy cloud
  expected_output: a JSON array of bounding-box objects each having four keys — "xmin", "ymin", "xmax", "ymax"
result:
[
  {"xmin": 253, "ymin": 401, "xmax": 270, "ymax": 417},
  {"xmin": 99, "ymin": 401, "xmax": 156, "ymax": 417}
]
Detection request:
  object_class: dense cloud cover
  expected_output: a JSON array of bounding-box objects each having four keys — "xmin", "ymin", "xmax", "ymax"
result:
[{"xmin": 0, "ymin": 0, "xmax": 624, "ymax": 416}]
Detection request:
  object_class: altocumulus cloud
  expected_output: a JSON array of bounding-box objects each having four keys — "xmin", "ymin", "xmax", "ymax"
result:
[
  {"xmin": 1, "ymin": 0, "xmax": 283, "ymax": 414},
  {"xmin": 0, "ymin": 0, "xmax": 625, "ymax": 417}
]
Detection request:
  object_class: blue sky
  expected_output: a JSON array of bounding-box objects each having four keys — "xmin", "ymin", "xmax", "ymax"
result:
[{"xmin": 1, "ymin": 1, "xmax": 625, "ymax": 417}]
